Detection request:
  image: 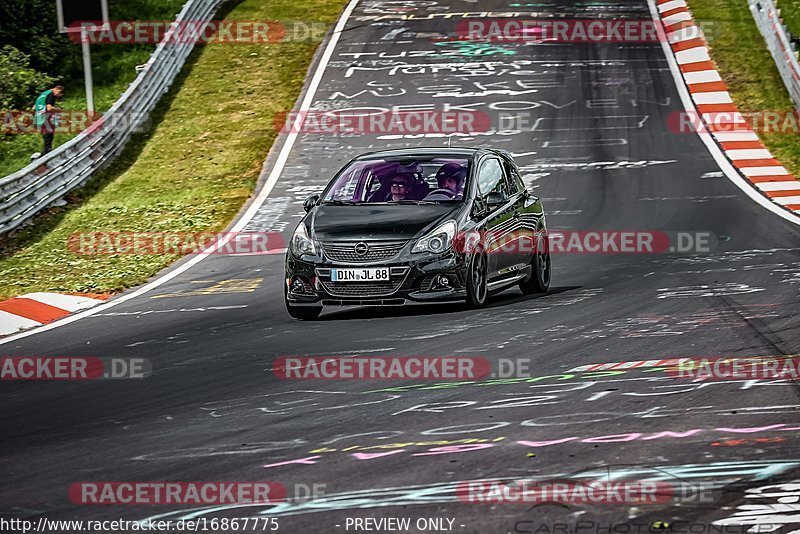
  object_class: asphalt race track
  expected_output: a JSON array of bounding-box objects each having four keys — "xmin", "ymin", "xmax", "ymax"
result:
[{"xmin": 2, "ymin": 0, "xmax": 800, "ymax": 532}]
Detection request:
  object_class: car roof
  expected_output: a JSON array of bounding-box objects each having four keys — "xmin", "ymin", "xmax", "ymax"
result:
[{"xmin": 354, "ymin": 147, "xmax": 494, "ymax": 161}]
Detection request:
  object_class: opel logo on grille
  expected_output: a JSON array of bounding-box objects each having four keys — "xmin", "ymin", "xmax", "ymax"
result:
[{"xmin": 354, "ymin": 242, "xmax": 369, "ymax": 256}]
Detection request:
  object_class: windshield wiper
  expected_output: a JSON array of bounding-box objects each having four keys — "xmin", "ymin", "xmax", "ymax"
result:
[
  {"xmin": 394, "ymin": 200, "xmax": 439, "ymax": 205},
  {"xmin": 322, "ymin": 200, "xmax": 357, "ymax": 205}
]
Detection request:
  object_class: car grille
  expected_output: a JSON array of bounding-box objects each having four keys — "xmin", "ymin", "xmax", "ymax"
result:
[
  {"xmin": 317, "ymin": 266, "xmax": 409, "ymax": 298},
  {"xmin": 320, "ymin": 281, "xmax": 399, "ymax": 296},
  {"xmin": 321, "ymin": 241, "xmax": 406, "ymax": 264}
]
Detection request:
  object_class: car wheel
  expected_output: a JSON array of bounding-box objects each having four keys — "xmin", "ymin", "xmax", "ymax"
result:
[
  {"xmin": 520, "ymin": 232, "xmax": 551, "ymax": 294},
  {"xmin": 466, "ymin": 249, "xmax": 488, "ymax": 308}
]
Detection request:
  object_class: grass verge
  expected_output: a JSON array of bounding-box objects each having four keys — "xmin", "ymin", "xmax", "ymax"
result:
[
  {"xmin": 686, "ymin": 0, "xmax": 800, "ymax": 177},
  {"xmin": 0, "ymin": 0, "xmax": 347, "ymax": 300}
]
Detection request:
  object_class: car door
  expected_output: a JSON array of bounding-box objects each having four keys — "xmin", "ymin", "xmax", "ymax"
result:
[
  {"xmin": 475, "ymin": 156, "xmax": 517, "ymax": 281},
  {"xmin": 501, "ymin": 156, "xmax": 536, "ymax": 272}
]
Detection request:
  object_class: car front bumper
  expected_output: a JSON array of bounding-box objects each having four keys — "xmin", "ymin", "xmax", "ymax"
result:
[{"xmin": 285, "ymin": 250, "xmax": 468, "ymax": 307}]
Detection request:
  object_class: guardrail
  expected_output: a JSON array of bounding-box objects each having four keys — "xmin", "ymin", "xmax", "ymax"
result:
[
  {"xmin": 750, "ymin": 0, "xmax": 800, "ymax": 111},
  {"xmin": 0, "ymin": 0, "xmax": 227, "ymax": 235}
]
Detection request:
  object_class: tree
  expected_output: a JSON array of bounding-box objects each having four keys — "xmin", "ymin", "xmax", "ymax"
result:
[
  {"xmin": 0, "ymin": 0, "xmax": 80, "ymax": 80},
  {"xmin": 0, "ymin": 45, "xmax": 55, "ymax": 110}
]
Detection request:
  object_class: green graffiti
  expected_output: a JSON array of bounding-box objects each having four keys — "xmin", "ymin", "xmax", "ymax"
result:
[{"xmin": 433, "ymin": 41, "xmax": 517, "ymax": 57}]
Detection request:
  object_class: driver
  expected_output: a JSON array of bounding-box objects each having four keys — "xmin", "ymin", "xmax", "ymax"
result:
[{"xmin": 425, "ymin": 163, "xmax": 466, "ymax": 200}]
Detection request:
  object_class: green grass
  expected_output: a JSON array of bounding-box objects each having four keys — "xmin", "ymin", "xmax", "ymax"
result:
[
  {"xmin": 779, "ymin": 0, "xmax": 800, "ymax": 36},
  {"xmin": 0, "ymin": 0, "xmax": 347, "ymax": 300},
  {"xmin": 0, "ymin": 0, "xmax": 187, "ymax": 176},
  {"xmin": 688, "ymin": 0, "xmax": 800, "ymax": 176}
]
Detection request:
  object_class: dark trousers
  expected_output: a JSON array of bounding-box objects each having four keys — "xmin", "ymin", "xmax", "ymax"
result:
[{"xmin": 42, "ymin": 132, "xmax": 54, "ymax": 154}]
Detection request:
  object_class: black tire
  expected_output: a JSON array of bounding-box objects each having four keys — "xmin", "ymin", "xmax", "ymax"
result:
[
  {"xmin": 520, "ymin": 232, "xmax": 551, "ymax": 294},
  {"xmin": 466, "ymin": 249, "xmax": 488, "ymax": 308},
  {"xmin": 286, "ymin": 303, "xmax": 322, "ymax": 321}
]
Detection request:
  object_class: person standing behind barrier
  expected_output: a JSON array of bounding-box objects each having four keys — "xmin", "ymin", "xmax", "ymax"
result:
[{"xmin": 34, "ymin": 85, "xmax": 64, "ymax": 155}]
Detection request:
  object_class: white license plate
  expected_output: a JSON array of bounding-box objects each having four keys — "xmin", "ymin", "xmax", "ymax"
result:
[{"xmin": 331, "ymin": 268, "xmax": 391, "ymax": 282}]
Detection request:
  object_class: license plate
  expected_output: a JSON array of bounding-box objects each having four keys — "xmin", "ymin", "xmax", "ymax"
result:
[{"xmin": 331, "ymin": 268, "xmax": 391, "ymax": 282}]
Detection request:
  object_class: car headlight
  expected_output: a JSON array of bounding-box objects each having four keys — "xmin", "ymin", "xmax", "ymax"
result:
[
  {"xmin": 291, "ymin": 223, "xmax": 317, "ymax": 257},
  {"xmin": 412, "ymin": 220, "xmax": 457, "ymax": 254}
]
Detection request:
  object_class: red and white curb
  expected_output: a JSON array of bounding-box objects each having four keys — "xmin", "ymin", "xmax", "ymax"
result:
[
  {"xmin": 656, "ymin": 0, "xmax": 800, "ymax": 213},
  {"xmin": 0, "ymin": 293, "xmax": 110, "ymax": 336}
]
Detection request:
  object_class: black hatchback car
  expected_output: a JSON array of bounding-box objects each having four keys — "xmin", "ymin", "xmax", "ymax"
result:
[{"xmin": 284, "ymin": 147, "xmax": 551, "ymax": 320}]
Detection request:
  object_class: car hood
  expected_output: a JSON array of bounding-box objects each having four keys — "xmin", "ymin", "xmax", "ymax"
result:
[{"xmin": 308, "ymin": 204, "xmax": 461, "ymax": 242}]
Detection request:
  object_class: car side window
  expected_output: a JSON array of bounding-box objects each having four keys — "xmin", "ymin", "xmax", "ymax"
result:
[
  {"xmin": 477, "ymin": 158, "xmax": 506, "ymax": 196},
  {"xmin": 502, "ymin": 159, "xmax": 522, "ymax": 195}
]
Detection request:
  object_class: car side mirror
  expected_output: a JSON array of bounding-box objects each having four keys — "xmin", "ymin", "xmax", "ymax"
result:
[
  {"xmin": 303, "ymin": 194, "xmax": 320, "ymax": 213},
  {"xmin": 485, "ymin": 191, "xmax": 506, "ymax": 208}
]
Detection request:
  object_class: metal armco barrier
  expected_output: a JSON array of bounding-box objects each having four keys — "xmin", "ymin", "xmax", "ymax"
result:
[
  {"xmin": 0, "ymin": 0, "xmax": 227, "ymax": 234},
  {"xmin": 750, "ymin": 0, "xmax": 800, "ymax": 111}
]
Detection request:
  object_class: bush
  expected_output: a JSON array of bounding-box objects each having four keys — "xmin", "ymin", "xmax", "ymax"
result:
[{"xmin": 0, "ymin": 44, "xmax": 54, "ymax": 111}]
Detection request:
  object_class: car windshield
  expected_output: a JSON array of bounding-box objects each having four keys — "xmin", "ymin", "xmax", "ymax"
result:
[{"xmin": 322, "ymin": 157, "xmax": 470, "ymax": 204}]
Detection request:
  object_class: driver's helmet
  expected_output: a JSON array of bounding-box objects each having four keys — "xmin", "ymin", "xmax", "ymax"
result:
[{"xmin": 436, "ymin": 162, "xmax": 467, "ymax": 193}]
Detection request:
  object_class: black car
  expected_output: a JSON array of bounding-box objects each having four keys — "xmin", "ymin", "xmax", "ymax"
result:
[{"xmin": 284, "ymin": 147, "xmax": 551, "ymax": 320}]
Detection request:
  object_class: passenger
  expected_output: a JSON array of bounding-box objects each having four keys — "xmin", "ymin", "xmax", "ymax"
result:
[
  {"xmin": 367, "ymin": 172, "xmax": 412, "ymax": 202},
  {"xmin": 389, "ymin": 173, "xmax": 412, "ymax": 201}
]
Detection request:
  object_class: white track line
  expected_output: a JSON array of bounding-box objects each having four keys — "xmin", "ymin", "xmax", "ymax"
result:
[
  {"xmin": 0, "ymin": 311, "xmax": 41, "ymax": 336},
  {"xmin": 658, "ymin": 0, "xmax": 687, "ymax": 12},
  {"xmin": 0, "ymin": 0, "xmax": 361, "ymax": 346},
  {"xmin": 725, "ymin": 149, "xmax": 773, "ymax": 160},
  {"xmin": 647, "ymin": 0, "xmax": 800, "ymax": 228},
  {"xmin": 742, "ymin": 166, "xmax": 790, "ymax": 176},
  {"xmin": 675, "ymin": 46, "xmax": 710, "ymax": 64},
  {"xmin": 692, "ymin": 91, "xmax": 733, "ymax": 105},
  {"xmin": 757, "ymin": 181, "xmax": 800, "ymax": 192},
  {"xmin": 712, "ymin": 131, "xmax": 760, "ymax": 142},
  {"xmin": 21, "ymin": 293, "xmax": 105, "ymax": 312},
  {"xmin": 684, "ymin": 70, "xmax": 721, "ymax": 84}
]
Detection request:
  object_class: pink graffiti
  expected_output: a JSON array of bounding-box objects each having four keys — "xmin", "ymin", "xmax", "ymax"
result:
[
  {"xmin": 263, "ymin": 423, "xmax": 800, "ymax": 468},
  {"xmin": 262, "ymin": 455, "xmax": 321, "ymax": 468},
  {"xmin": 353, "ymin": 450, "xmax": 406, "ymax": 460}
]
